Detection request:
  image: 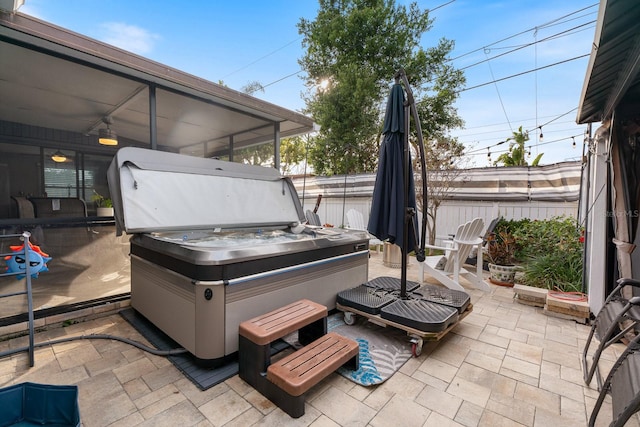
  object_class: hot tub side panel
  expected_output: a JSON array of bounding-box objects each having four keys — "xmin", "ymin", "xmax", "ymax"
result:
[
  {"xmin": 130, "ymin": 251, "xmax": 369, "ymax": 362},
  {"xmin": 223, "ymin": 250, "xmax": 369, "ymax": 354},
  {"xmin": 130, "ymin": 256, "xmax": 226, "ymax": 361}
]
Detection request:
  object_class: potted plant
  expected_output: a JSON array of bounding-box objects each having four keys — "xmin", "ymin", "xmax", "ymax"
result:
[
  {"xmin": 486, "ymin": 230, "xmax": 518, "ymax": 286},
  {"xmin": 92, "ymin": 190, "xmax": 113, "ymax": 217}
]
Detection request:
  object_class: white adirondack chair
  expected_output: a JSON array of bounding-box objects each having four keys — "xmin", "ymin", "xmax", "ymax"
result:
[
  {"xmin": 345, "ymin": 209, "xmax": 384, "ymax": 252},
  {"xmin": 305, "ymin": 210, "xmax": 322, "ymax": 226},
  {"xmin": 419, "ymin": 217, "xmax": 490, "ymax": 292}
]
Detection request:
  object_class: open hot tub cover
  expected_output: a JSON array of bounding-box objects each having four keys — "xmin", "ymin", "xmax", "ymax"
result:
[{"xmin": 107, "ymin": 147, "xmax": 304, "ymax": 235}]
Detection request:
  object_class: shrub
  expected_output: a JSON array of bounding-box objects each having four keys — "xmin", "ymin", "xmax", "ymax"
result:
[
  {"xmin": 493, "ymin": 216, "xmax": 584, "ymax": 292},
  {"xmin": 485, "ymin": 230, "xmax": 517, "ymax": 265}
]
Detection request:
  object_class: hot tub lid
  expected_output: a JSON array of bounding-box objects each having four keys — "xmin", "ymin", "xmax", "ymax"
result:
[{"xmin": 107, "ymin": 147, "xmax": 304, "ymax": 235}]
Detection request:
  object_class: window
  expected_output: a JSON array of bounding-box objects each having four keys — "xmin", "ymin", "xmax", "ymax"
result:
[{"xmin": 44, "ymin": 153, "xmax": 79, "ymax": 198}]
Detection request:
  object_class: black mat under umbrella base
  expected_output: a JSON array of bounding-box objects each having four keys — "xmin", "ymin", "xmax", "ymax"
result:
[
  {"xmin": 412, "ymin": 284, "xmax": 471, "ymax": 314},
  {"xmin": 380, "ymin": 299, "xmax": 459, "ymax": 332},
  {"xmin": 336, "ymin": 285, "xmax": 396, "ymax": 315},
  {"xmin": 365, "ymin": 276, "xmax": 420, "ymax": 293}
]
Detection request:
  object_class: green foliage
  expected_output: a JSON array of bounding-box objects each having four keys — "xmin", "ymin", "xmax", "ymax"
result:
[
  {"xmin": 493, "ymin": 126, "xmax": 544, "ymax": 167},
  {"xmin": 92, "ymin": 190, "xmax": 112, "ymax": 208},
  {"xmin": 235, "ymin": 144, "xmax": 274, "ymax": 167},
  {"xmin": 280, "ymin": 136, "xmax": 308, "ymax": 175},
  {"xmin": 298, "ymin": 0, "xmax": 465, "ymax": 175},
  {"xmin": 495, "ymin": 217, "xmax": 584, "ymax": 292},
  {"xmin": 520, "ymin": 250, "xmax": 584, "ymax": 293},
  {"xmin": 486, "ymin": 230, "xmax": 517, "ymax": 265}
]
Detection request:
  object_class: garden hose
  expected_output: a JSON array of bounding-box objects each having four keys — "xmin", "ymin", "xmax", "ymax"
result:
[{"xmin": 0, "ymin": 333, "xmax": 188, "ymax": 360}]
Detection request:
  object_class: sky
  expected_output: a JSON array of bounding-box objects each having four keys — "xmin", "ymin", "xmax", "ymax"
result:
[{"xmin": 18, "ymin": 0, "xmax": 600, "ymax": 167}]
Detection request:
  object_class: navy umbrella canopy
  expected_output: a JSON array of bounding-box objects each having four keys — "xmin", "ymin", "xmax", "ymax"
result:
[{"xmin": 367, "ymin": 83, "xmax": 417, "ymax": 254}]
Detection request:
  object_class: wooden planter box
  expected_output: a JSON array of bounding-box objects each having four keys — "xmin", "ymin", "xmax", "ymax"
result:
[
  {"xmin": 545, "ymin": 292, "xmax": 590, "ymax": 323},
  {"xmin": 513, "ymin": 284, "xmax": 590, "ymax": 323},
  {"xmin": 513, "ymin": 284, "xmax": 547, "ymax": 307}
]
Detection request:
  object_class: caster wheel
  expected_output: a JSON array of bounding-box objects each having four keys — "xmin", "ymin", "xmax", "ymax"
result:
[
  {"xmin": 344, "ymin": 312, "xmax": 356, "ymax": 325},
  {"xmin": 411, "ymin": 339, "xmax": 423, "ymax": 357}
]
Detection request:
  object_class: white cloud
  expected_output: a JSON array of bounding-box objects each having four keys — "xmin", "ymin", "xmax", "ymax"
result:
[{"xmin": 99, "ymin": 22, "xmax": 160, "ymax": 55}]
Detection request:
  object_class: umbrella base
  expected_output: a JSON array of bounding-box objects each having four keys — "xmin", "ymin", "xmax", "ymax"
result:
[
  {"xmin": 380, "ymin": 299, "xmax": 458, "ymax": 332},
  {"xmin": 336, "ymin": 277, "xmax": 420, "ymax": 314},
  {"xmin": 365, "ymin": 276, "xmax": 421, "ymax": 292},
  {"xmin": 336, "ymin": 277, "xmax": 469, "ymax": 333},
  {"xmin": 336, "ymin": 286, "xmax": 396, "ymax": 315},
  {"xmin": 410, "ymin": 283, "xmax": 471, "ymax": 314}
]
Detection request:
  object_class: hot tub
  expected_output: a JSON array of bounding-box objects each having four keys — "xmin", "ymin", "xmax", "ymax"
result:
[{"xmin": 108, "ymin": 148, "xmax": 369, "ymax": 365}]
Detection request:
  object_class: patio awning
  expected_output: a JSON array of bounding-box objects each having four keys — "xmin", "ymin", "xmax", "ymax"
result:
[
  {"xmin": 576, "ymin": 0, "xmax": 640, "ymax": 124},
  {"xmin": 0, "ymin": 11, "xmax": 314, "ymax": 156}
]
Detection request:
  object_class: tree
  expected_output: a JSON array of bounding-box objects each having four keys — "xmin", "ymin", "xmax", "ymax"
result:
[
  {"xmin": 241, "ymin": 81, "xmax": 265, "ymax": 95},
  {"xmin": 234, "ymin": 136, "xmax": 307, "ymax": 171},
  {"xmin": 413, "ymin": 136, "xmax": 469, "ymax": 249},
  {"xmin": 494, "ymin": 126, "xmax": 543, "ymax": 166},
  {"xmin": 409, "ymin": 40, "xmax": 466, "ymax": 248},
  {"xmin": 230, "ymin": 80, "xmax": 309, "ymax": 170},
  {"xmin": 298, "ymin": 0, "xmax": 464, "ymax": 175},
  {"xmin": 235, "ymin": 144, "xmax": 273, "ymax": 166},
  {"xmin": 280, "ymin": 136, "xmax": 308, "ymax": 175}
]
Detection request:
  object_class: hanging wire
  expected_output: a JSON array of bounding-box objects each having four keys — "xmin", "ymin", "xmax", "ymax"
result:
[
  {"xmin": 534, "ymin": 26, "xmax": 539, "ymax": 154},
  {"xmin": 448, "ymin": 3, "xmax": 598, "ymax": 63},
  {"xmin": 464, "ymin": 108, "xmax": 580, "ymax": 156},
  {"xmin": 484, "ymin": 48, "xmax": 513, "ymax": 134}
]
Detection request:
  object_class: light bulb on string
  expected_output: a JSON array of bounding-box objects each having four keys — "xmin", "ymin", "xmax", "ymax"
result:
[
  {"xmin": 527, "ymin": 147, "xmax": 531, "ymax": 158},
  {"xmin": 572, "ymin": 136, "xmax": 576, "ymax": 149},
  {"xmin": 538, "ymin": 126, "xmax": 544, "ymax": 142},
  {"xmin": 487, "ymin": 148, "xmax": 491, "ymax": 163}
]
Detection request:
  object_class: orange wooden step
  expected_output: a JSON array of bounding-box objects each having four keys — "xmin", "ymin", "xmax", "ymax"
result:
[
  {"xmin": 239, "ymin": 299, "xmax": 327, "ymax": 345},
  {"xmin": 267, "ymin": 332, "xmax": 359, "ymax": 396}
]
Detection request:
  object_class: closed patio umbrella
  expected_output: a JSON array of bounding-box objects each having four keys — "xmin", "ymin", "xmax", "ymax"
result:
[
  {"xmin": 368, "ymin": 72, "xmax": 425, "ymax": 298},
  {"xmin": 367, "ymin": 82, "xmax": 416, "ymax": 251}
]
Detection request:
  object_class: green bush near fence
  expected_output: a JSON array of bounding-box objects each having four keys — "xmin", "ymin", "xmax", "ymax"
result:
[{"xmin": 494, "ymin": 216, "xmax": 584, "ymax": 293}]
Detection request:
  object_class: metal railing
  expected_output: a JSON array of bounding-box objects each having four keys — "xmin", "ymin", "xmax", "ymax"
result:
[{"xmin": 0, "ymin": 232, "xmax": 36, "ymax": 366}]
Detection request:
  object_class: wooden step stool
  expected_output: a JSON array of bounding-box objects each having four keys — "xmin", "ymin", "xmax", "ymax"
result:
[{"xmin": 238, "ymin": 299, "xmax": 359, "ymax": 418}]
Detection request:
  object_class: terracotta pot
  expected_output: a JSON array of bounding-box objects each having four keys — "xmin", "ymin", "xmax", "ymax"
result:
[{"xmin": 488, "ymin": 263, "xmax": 517, "ymax": 287}]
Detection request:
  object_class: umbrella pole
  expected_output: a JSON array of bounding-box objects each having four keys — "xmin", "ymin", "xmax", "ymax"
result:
[{"xmin": 401, "ymin": 100, "xmax": 411, "ymax": 299}]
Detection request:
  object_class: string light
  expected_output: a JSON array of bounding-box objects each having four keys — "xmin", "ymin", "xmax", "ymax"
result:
[
  {"xmin": 572, "ymin": 136, "xmax": 576, "ymax": 149},
  {"xmin": 527, "ymin": 147, "xmax": 531, "ymax": 157},
  {"xmin": 538, "ymin": 126, "xmax": 544, "ymax": 142},
  {"xmin": 487, "ymin": 148, "xmax": 491, "ymax": 163}
]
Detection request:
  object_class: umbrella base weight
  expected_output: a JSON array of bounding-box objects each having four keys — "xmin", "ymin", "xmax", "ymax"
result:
[
  {"xmin": 336, "ymin": 277, "xmax": 420, "ymax": 315},
  {"xmin": 366, "ymin": 276, "xmax": 421, "ymax": 292},
  {"xmin": 336, "ymin": 301, "xmax": 473, "ymax": 346},
  {"xmin": 411, "ymin": 282, "xmax": 471, "ymax": 314},
  {"xmin": 336, "ymin": 276, "xmax": 472, "ymax": 336},
  {"xmin": 380, "ymin": 299, "xmax": 458, "ymax": 332}
]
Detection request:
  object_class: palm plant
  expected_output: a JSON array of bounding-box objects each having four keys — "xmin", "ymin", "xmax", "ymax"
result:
[{"xmin": 494, "ymin": 126, "xmax": 543, "ymax": 166}]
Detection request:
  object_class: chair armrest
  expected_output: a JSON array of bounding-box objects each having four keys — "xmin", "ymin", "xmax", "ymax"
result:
[
  {"xmin": 618, "ymin": 278, "xmax": 640, "ymax": 289},
  {"xmin": 423, "ymin": 243, "xmax": 458, "ymax": 253},
  {"xmin": 453, "ymin": 237, "xmax": 483, "ymax": 246},
  {"xmin": 604, "ymin": 278, "xmax": 640, "ymax": 305},
  {"xmin": 629, "ymin": 296, "xmax": 640, "ymax": 305}
]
